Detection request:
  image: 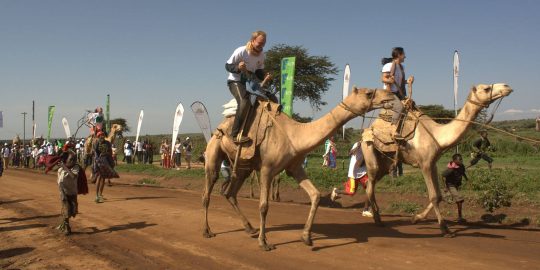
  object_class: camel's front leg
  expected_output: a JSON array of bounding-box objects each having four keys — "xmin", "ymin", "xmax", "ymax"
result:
[
  {"xmin": 362, "ymin": 142, "xmax": 383, "ymax": 226},
  {"xmin": 289, "ymin": 166, "xmax": 320, "ymax": 246},
  {"xmin": 417, "ymin": 164, "xmax": 453, "ymax": 237},
  {"xmin": 257, "ymin": 170, "xmax": 275, "ymax": 251},
  {"xmin": 202, "ymin": 166, "xmax": 219, "ymax": 238}
]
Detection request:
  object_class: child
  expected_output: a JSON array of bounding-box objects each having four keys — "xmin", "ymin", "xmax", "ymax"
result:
[
  {"xmin": 331, "ymin": 141, "xmax": 372, "ymax": 217},
  {"xmin": 56, "ymin": 151, "xmax": 81, "ymax": 235},
  {"xmin": 442, "ymin": 153, "xmax": 469, "ymax": 224}
]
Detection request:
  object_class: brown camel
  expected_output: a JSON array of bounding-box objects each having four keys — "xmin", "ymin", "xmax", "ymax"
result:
[
  {"xmin": 83, "ymin": 124, "xmax": 123, "ymax": 163},
  {"xmin": 361, "ymin": 83, "xmax": 513, "ymax": 236},
  {"xmin": 202, "ymin": 87, "xmax": 394, "ymax": 251}
]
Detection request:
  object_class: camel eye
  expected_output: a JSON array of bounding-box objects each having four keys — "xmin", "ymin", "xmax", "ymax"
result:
[{"xmin": 484, "ymin": 87, "xmax": 491, "ymax": 92}]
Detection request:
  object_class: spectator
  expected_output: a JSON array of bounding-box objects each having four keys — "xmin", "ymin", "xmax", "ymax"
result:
[{"xmin": 183, "ymin": 137, "xmax": 193, "ymax": 169}]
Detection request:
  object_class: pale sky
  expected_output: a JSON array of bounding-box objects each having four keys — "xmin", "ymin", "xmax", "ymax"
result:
[{"xmin": 1, "ymin": 0, "xmax": 539, "ymax": 140}]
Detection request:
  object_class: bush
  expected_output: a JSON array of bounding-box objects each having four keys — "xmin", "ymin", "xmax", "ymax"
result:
[{"xmin": 468, "ymin": 169, "xmax": 513, "ymax": 212}]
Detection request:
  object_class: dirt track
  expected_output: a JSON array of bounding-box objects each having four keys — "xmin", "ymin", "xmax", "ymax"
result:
[{"xmin": 1, "ymin": 169, "xmax": 540, "ymax": 269}]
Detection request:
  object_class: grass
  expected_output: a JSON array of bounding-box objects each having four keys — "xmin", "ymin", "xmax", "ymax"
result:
[
  {"xmin": 137, "ymin": 178, "xmax": 160, "ymax": 186},
  {"xmin": 385, "ymin": 201, "xmax": 421, "ymax": 214},
  {"xmin": 116, "ymin": 163, "xmax": 205, "ymax": 179}
]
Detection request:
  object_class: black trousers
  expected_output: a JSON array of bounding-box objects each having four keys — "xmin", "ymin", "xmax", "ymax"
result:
[{"xmin": 228, "ymin": 81, "xmax": 251, "ymax": 137}]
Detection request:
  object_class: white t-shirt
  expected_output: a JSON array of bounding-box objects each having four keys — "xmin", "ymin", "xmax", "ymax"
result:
[
  {"xmin": 226, "ymin": 45, "xmax": 265, "ymax": 81},
  {"xmin": 382, "ymin": 62, "xmax": 404, "ymax": 93},
  {"xmin": 348, "ymin": 142, "xmax": 367, "ymax": 179}
]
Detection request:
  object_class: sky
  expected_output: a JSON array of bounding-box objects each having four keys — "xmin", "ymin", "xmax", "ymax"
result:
[{"xmin": 1, "ymin": 0, "xmax": 539, "ymax": 140}]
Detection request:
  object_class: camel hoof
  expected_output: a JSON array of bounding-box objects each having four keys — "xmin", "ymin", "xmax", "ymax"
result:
[
  {"xmin": 411, "ymin": 216, "xmax": 419, "ymax": 224},
  {"xmin": 203, "ymin": 230, "xmax": 216, "ymax": 238},
  {"xmin": 259, "ymin": 243, "xmax": 276, "ymax": 251},
  {"xmin": 301, "ymin": 235, "xmax": 313, "ymax": 246}
]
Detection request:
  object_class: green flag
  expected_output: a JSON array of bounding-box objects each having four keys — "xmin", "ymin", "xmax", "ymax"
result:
[
  {"xmin": 47, "ymin": 105, "xmax": 55, "ymax": 141},
  {"xmin": 280, "ymin": 57, "xmax": 296, "ymax": 117}
]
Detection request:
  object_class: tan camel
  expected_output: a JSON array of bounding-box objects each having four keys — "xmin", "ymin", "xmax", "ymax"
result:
[
  {"xmin": 362, "ymin": 83, "xmax": 513, "ymax": 236},
  {"xmin": 12, "ymin": 135, "xmax": 21, "ymax": 146},
  {"xmin": 202, "ymin": 88, "xmax": 394, "ymax": 251},
  {"xmin": 83, "ymin": 124, "xmax": 123, "ymax": 162}
]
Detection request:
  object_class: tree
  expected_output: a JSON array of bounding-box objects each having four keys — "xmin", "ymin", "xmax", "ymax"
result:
[
  {"xmin": 110, "ymin": 118, "xmax": 130, "ymax": 133},
  {"xmin": 417, "ymin": 104, "xmax": 455, "ymax": 124},
  {"xmin": 265, "ymin": 44, "xmax": 338, "ymax": 111},
  {"xmin": 292, "ymin": 113, "xmax": 312, "ymax": 123}
]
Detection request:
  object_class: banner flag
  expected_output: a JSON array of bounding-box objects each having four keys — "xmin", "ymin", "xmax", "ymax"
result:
[
  {"xmin": 135, "ymin": 110, "xmax": 144, "ymax": 147},
  {"xmin": 342, "ymin": 64, "xmax": 351, "ymax": 139},
  {"xmin": 62, "ymin": 117, "xmax": 71, "ymax": 138},
  {"xmin": 453, "ymin": 51, "xmax": 460, "ymax": 117},
  {"xmin": 0, "ymin": 111, "xmax": 3, "ymax": 128},
  {"xmin": 47, "ymin": 106, "xmax": 55, "ymax": 141},
  {"xmin": 171, "ymin": 103, "xmax": 185, "ymax": 161},
  {"xmin": 190, "ymin": 101, "xmax": 212, "ymax": 143},
  {"xmin": 280, "ymin": 57, "xmax": 296, "ymax": 117}
]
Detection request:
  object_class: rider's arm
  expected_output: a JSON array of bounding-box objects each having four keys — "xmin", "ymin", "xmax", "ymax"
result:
[
  {"xmin": 381, "ymin": 72, "xmax": 394, "ymax": 84},
  {"xmin": 225, "ymin": 63, "xmax": 240, "ymax": 74}
]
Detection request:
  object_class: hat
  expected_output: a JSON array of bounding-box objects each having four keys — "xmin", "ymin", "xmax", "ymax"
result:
[
  {"xmin": 185, "ymin": 136, "xmax": 190, "ymax": 140},
  {"xmin": 4, "ymin": 143, "xmax": 7, "ymax": 146},
  {"xmin": 126, "ymin": 139, "xmax": 131, "ymax": 142}
]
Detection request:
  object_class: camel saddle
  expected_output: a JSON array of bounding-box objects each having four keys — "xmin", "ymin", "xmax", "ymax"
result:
[
  {"xmin": 362, "ymin": 106, "xmax": 423, "ymax": 152},
  {"xmin": 214, "ymin": 100, "xmax": 281, "ymax": 161}
]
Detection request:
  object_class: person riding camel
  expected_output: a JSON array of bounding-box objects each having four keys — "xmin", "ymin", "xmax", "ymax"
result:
[
  {"xmin": 88, "ymin": 107, "xmax": 105, "ymax": 136},
  {"xmin": 381, "ymin": 47, "xmax": 414, "ymax": 140},
  {"xmin": 225, "ymin": 30, "xmax": 272, "ymax": 144}
]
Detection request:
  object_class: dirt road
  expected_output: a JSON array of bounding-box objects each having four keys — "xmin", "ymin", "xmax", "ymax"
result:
[{"xmin": 1, "ymin": 169, "xmax": 539, "ymax": 269}]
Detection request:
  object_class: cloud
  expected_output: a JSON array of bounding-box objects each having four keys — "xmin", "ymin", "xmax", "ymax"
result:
[
  {"xmin": 502, "ymin": 109, "xmax": 524, "ymax": 114},
  {"xmin": 530, "ymin": 109, "xmax": 540, "ymax": 113}
]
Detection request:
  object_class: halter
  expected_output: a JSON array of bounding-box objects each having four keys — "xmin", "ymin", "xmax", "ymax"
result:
[
  {"xmin": 339, "ymin": 88, "xmax": 378, "ymax": 117},
  {"xmin": 466, "ymin": 84, "xmax": 504, "ymax": 124}
]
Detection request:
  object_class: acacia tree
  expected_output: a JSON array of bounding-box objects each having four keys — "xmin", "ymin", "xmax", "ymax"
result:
[{"xmin": 265, "ymin": 44, "xmax": 338, "ymax": 111}]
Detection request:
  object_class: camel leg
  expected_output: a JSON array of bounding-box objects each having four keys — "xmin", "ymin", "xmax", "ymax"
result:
[
  {"xmin": 289, "ymin": 166, "xmax": 320, "ymax": 246},
  {"xmin": 271, "ymin": 174, "xmax": 281, "ymax": 202},
  {"xmin": 202, "ymin": 139, "xmax": 223, "ymax": 238},
  {"xmin": 224, "ymin": 170, "xmax": 257, "ymax": 235},
  {"xmin": 362, "ymin": 142, "xmax": 384, "ymax": 226},
  {"xmin": 257, "ymin": 169, "xmax": 276, "ymax": 251},
  {"xmin": 414, "ymin": 164, "xmax": 453, "ymax": 237}
]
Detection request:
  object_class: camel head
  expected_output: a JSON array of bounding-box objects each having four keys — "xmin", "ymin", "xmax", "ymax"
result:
[
  {"xmin": 108, "ymin": 124, "xmax": 124, "ymax": 141},
  {"xmin": 469, "ymin": 83, "xmax": 513, "ymax": 107},
  {"xmin": 345, "ymin": 87, "xmax": 394, "ymax": 114}
]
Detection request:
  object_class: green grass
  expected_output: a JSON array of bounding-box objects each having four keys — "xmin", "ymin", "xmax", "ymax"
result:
[
  {"xmin": 116, "ymin": 164, "xmax": 205, "ymax": 179},
  {"xmin": 385, "ymin": 201, "xmax": 421, "ymax": 214},
  {"xmin": 137, "ymin": 178, "xmax": 160, "ymax": 186}
]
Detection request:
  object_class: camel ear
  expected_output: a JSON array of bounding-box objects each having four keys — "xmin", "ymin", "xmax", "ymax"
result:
[
  {"xmin": 472, "ymin": 85, "xmax": 477, "ymax": 93},
  {"xmin": 352, "ymin": 85, "xmax": 358, "ymax": 94}
]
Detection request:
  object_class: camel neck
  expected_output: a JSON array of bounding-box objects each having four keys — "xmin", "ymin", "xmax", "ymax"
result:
[
  {"xmin": 436, "ymin": 100, "xmax": 483, "ymax": 149},
  {"xmin": 289, "ymin": 104, "xmax": 355, "ymax": 154}
]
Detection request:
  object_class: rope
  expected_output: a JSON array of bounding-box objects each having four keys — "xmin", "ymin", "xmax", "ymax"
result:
[{"xmin": 359, "ymin": 115, "xmax": 540, "ymax": 144}]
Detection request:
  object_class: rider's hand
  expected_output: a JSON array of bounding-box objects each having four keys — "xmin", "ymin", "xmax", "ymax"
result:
[
  {"xmin": 407, "ymin": 76, "xmax": 414, "ymax": 85},
  {"xmin": 388, "ymin": 76, "xmax": 395, "ymax": 84},
  {"xmin": 238, "ymin": 61, "xmax": 247, "ymax": 72}
]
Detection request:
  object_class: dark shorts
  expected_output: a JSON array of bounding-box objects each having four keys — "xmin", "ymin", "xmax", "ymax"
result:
[{"xmin": 470, "ymin": 152, "xmax": 493, "ymax": 165}]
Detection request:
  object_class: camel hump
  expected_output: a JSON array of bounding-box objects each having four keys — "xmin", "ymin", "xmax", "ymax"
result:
[{"xmin": 216, "ymin": 100, "xmax": 281, "ymax": 161}]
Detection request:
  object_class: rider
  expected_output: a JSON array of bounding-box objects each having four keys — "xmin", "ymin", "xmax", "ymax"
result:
[
  {"xmin": 381, "ymin": 47, "xmax": 414, "ymax": 139},
  {"xmin": 225, "ymin": 30, "xmax": 272, "ymax": 143},
  {"xmin": 88, "ymin": 107, "xmax": 105, "ymax": 136}
]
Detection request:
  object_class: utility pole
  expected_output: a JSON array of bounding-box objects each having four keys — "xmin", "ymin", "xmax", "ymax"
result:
[{"xmin": 21, "ymin": 112, "xmax": 27, "ymax": 146}]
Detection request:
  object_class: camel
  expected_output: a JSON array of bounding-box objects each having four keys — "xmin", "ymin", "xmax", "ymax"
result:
[
  {"xmin": 361, "ymin": 83, "xmax": 513, "ymax": 236},
  {"xmin": 536, "ymin": 116, "xmax": 540, "ymax": 132},
  {"xmin": 12, "ymin": 135, "xmax": 21, "ymax": 146},
  {"xmin": 83, "ymin": 124, "xmax": 123, "ymax": 165},
  {"xmin": 83, "ymin": 124, "xmax": 123, "ymax": 193},
  {"xmin": 202, "ymin": 87, "xmax": 395, "ymax": 251}
]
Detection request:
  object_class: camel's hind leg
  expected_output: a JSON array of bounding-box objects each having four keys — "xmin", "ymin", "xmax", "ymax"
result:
[
  {"xmin": 271, "ymin": 174, "xmax": 281, "ymax": 202},
  {"xmin": 288, "ymin": 165, "xmax": 320, "ymax": 246},
  {"xmin": 202, "ymin": 139, "xmax": 224, "ymax": 238},
  {"xmin": 413, "ymin": 164, "xmax": 453, "ymax": 237},
  {"xmin": 224, "ymin": 169, "xmax": 257, "ymax": 234}
]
